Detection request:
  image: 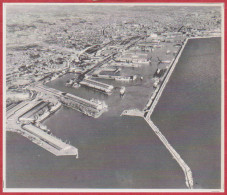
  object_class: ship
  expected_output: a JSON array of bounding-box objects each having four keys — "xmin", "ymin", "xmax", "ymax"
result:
[
  {"xmin": 132, "ymin": 75, "xmax": 137, "ymax": 80},
  {"xmin": 115, "ymin": 76, "xmax": 131, "ymax": 82},
  {"xmin": 51, "ymin": 74, "xmax": 58, "ymax": 81},
  {"xmin": 120, "ymin": 86, "xmax": 126, "ymax": 96},
  {"xmin": 90, "ymin": 98, "xmax": 108, "ymax": 110},
  {"xmin": 153, "ymin": 78, "xmax": 160, "ymax": 88},
  {"xmin": 73, "ymin": 83, "xmax": 81, "ymax": 89},
  {"xmin": 50, "ymin": 102, "xmax": 62, "ymax": 113},
  {"xmin": 36, "ymin": 110, "xmax": 50, "ymax": 123},
  {"xmin": 65, "ymin": 79, "xmax": 74, "ymax": 87}
]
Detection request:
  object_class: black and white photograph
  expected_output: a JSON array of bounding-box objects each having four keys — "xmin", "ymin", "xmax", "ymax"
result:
[{"xmin": 3, "ymin": 3, "xmax": 224, "ymax": 192}]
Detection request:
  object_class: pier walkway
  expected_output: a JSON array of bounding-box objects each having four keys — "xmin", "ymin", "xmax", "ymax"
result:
[{"xmin": 144, "ymin": 117, "xmax": 193, "ymax": 189}]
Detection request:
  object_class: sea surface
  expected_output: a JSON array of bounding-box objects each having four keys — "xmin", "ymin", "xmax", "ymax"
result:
[
  {"xmin": 6, "ymin": 37, "xmax": 221, "ymax": 189},
  {"xmin": 151, "ymin": 37, "xmax": 221, "ymax": 189}
]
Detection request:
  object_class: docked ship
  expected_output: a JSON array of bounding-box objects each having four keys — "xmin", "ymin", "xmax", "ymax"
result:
[
  {"xmin": 34, "ymin": 85, "xmax": 109, "ymax": 118},
  {"xmin": 51, "ymin": 74, "xmax": 58, "ymax": 81},
  {"xmin": 60, "ymin": 93, "xmax": 108, "ymax": 118},
  {"xmin": 36, "ymin": 110, "xmax": 50, "ymax": 123},
  {"xmin": 153, "ymin": 78, "xmax": 160, "ymax": 88},
  {"xmin": 50, "ymin": 102, "xmax": 62, "ymax": 113},
  {"xmin": 90, "ymin": 98, "xmax": 108, "ymax": 110}
]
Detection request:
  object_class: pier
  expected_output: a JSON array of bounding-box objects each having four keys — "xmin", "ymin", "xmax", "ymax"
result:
[
  {"xmin": 6, "ymin": 99, "xmax": 78, "ymax": 157},
  {"xmin": 93, "ymin": 74, "xmax": 134, "ymax": 81},
  {"xmin": 22, "ymin": 124, "xmax": 78, "ymax": 157},
  {"xmin": 111, "ymin": 63, "xmax": 141, "ymax": 68},
  {"xmin": 144, "ymin": 38, "xmax": 189, "ymax": 119},
  {"xmin": 143, "ymin": 38, "xmax": 194, "ymax": 189},
  {"xmin": 120, "ymin": 38, "xmax": 194, "ymax": 189},
  {"xmin": 19, "ymin": 101, "xmax": 49, "ymax": 123},
  {"xmin": 144, "ymin": 117, "xmax": 193, "ymax": 189},
  {"xmin": 121, "ymin": 109, "xmax": 144, "ymax": 117},
  {"xmin": 80, "ymin": 78, "xmax": 114, "ymax": 95},
  {"xmin": 33, "ymin": 85, "xmax": 108, "ymax": 118},
  {"xmin": 92, "ymin": 67, "xmax": 120, "ymax": 75},
  {"xmin": 7, "ymin": 101, "xmax": 38, "ymax": 119}
]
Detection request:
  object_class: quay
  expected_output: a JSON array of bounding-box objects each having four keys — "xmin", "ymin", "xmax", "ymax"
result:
[
  {"xmin": 22, "ymin": 124, "xmax": 78, "ymax": 157},
  {"xmin": 19, "ymin": 101, "xmax": 50, "ymax": 123},
  {"xmin": 78, "ymin": 53, "xmax": 117, "ymax": 82},
  {"xmin": 6, "ymin": 99, "xmax": 78, "ymax": 157},
  {"xmin": 7, "ymin": 100, "xmax": 41, "ymax": 119},
  {"xmin": 111, "ymin": 62, "xmax": 141, "ymax": 68},
  {"xmin": 92, "ymin": 67, "xmax": 120, "ymax": 75},
  {"xmin": 33, "ymin": 85, "xmax": 108, "ymax": 118},
  {"xmin": 79, "ymin": 78, "xmax": 114, "ymax": 95},
  {"xmin": 36, "ymin": 102, "xmax": 62, "ymax": 123},
  {"xmin": 144, "ymin": 38, "xmax": 189, "ymax": 119},
  {"xmin": 92, "ymin": 74, "xmax": 135, "ymax": 81},
  {"xmin": 121, "ymin": 109, "xmax": 144, "ymax": 117}
]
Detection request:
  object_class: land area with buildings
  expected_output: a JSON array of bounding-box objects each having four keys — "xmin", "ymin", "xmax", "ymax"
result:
[{"xmin": 5, "ymin": 4, "xmax": 222, "ymax": 190}]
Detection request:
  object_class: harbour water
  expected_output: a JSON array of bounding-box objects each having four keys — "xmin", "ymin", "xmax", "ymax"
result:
[
  {"xmin": 6, "ymin": 114, "xmax": 185, "ymax": 188},
  {"xmin": 6, "ymin": 37, "xmax": 221, "ymax": 189}
]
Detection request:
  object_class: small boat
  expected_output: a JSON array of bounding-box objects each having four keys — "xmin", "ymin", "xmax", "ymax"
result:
[
  {"xmin": 65, "ymin": 79, "xmax": 74, "ymax": 87},
  {"xmin": 115, "ymin": 77, "xmax": 131, "ymax": 82},
  {"xmin": 120, "ymin": 86, "xmax": 126, "ymax": 96},
  {"xmin": 90, "ymin": 98, "xmax": 108, "ymax": 110},
  {"xmin": 132, "ymin": 75, "xmax": 137, "ymax": 80}
]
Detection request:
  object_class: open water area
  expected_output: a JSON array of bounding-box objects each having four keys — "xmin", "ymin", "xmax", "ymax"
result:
[
  {"xmin": 6, "ymin": 37, "xmax": 221, "ymax": 189},
  {"xmin": 151, "ymin": 37, "xmax": 221, "ymax": 189}
]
